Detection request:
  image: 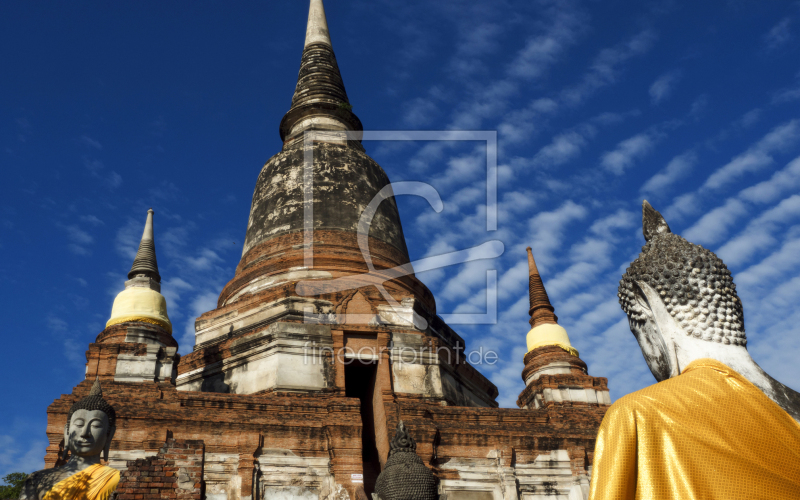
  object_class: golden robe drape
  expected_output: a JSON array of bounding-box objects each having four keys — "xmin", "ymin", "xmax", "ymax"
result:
[
  {"xmin": 43, "ymin": 464, "xmax": 119, "ymax": 500},
  {"xmin": 588, "ymin": 358, "xmax": 800, "ymax": 500}
]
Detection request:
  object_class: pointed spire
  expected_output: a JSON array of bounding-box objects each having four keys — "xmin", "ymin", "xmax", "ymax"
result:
[
  {"xmin": 89, "ymin": 377, "xmax": 103, "ymax": 397},
  {"xmin": 128, "ymin": 209, "xmax": 161, "ymax": 282},
  {"xmin": 305, "ymin": 0, "xmax": 332, "ymax": 48},
  {"xmin": 279, "ymin": 0, "xmax": 362, "ymax": 143},
  {"xmin": 526, "ymin": 247, "xmax": 558, "ymax": 328}
]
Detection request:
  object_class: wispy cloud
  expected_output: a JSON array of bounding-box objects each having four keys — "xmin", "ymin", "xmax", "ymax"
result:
[
  {"xmin": 772, "ymin": 81, "xmax": 800, "ymax": 104},
  {"xmin": 0, "ymin": 435, "xmax": 45, "ymax": 476},
  {"xmin": 601, "ymin": 131, "xmax": 660, "ymax": 175},
  {"xmin": 763, "ymin": 17, "xmax": 792, "ymax": 52},
  {"xmin": 80, "ymin": 135, "xmax": 102, "ymax": 150},
  {"xmin": 717, "ymin": 195, "xmax": 800, "ymax": 266},
  {"xmin": 702, "ymin": 119, "xmax": 800, "ymax": 190},
  {"xmin": 641, "ymin": 150, "xmax": 697, "ymax": 196},
  {"xmin": 561, "ymin": 29, "xmax": 658, "ymax": 106},
  {"xmin": 506, "ymin": 1, "xmax": 587, "ymax": 80},
  {"xmin": 683, "ymin": 198, "xmax": 749, "ymax": 245},
  {"xmin": 649, "ymin": 70, "xmax": 682, "ymax": 104},
  {"xmin": 59, "ymin": 224, "xmax": 94, "ymax": 256},
  {"xmin": 527, "ymin": 200, "xmax": 587, "ymax": 266},
  {"xmin": 739, "ymin": 155, "xmax": 800, "ymax": 204},
  {"xmin": 115, "ymin": 218, "xmax": 142, "ymax": 261}
]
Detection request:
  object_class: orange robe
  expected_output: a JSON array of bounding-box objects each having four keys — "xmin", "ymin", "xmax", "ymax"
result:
[
  {"xmin": 43, "ymin": 464, "xmax": 119, "ymax": 500},
  {"xmin": 589, "ymin": 358, "xmax": 800, "ymax": 500}
]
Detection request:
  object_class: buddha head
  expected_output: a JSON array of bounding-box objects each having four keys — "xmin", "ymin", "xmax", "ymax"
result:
[
  {"xmin": 618, "ymin": 201, "xmax": 746, "ymax": 381},
  {"xmin": 374, "ymin": 421, "xmax": 438, "ymax": 500},
  {"xmin": 62, "ymin": 379, "xmax": 116, "ymax": 462}
]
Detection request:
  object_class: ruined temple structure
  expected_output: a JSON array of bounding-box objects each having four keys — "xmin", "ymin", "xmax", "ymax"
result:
[{"xmin": 43, "ymin": 2, "xmax": 610, "ymax": 499}]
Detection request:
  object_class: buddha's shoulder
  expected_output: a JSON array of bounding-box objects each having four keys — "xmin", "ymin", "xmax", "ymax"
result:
[
  {"xmin": 21, "ymin": 468, "xmax": 71, "ymax": 500},
  {"xmin": 609, "ymin": 374, "xmax": 702, "ymax": 414}
]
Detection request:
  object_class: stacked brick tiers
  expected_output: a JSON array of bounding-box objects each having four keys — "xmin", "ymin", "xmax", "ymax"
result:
[
  {"xmin": 43, "ymin": 2, "xmax": 611, "ymax": 499},
  {"xmin": 517, "ymin": 346, "xmax": 610, "ymax": 409},
  {"xmin": 116, "ymin": 440, "xmax": 204, "ymax": 500},
  {"xmin": 47, "ymin": 374, "xmax": 606, "ymax": 500}
]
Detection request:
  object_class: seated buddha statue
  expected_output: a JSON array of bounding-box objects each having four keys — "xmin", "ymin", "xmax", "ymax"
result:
[
  {"xmin": 21, "ymin": 379, "xmax": 119, "ymax": 500},
  {"xmin": 589, "ymin": 201, "xmax": 800, "ymax": 500}
]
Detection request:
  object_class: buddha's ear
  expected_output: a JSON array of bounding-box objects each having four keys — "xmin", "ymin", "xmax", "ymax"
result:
[
  {"xmin": 103, "ymin": 425, "xmax": 116, "ymax": 463},
  {"xmin": 62, "ymin": 423, "xmax": 70, "ymax": 461},
  {"xmin": 632, "ymin": 281, "xmax": 656, "ymax": 320}
]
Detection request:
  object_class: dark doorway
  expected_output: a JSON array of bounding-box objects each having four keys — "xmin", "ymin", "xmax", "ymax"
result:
[{"xmin": 345, "ymin": 360, "xmax": 380, "ymax": 496}]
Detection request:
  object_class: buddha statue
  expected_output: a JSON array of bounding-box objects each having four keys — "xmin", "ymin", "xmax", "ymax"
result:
[
  {"xmin": 21, "ymin": 380, "xmax": 119, "ymax": 500},
  {"xmin": 374, "ymin": 421, "xmax": 438, "ymax": 500},
  {"xmin": 589, "ymin": 201, "xmax": 800, "ymax": 499}
]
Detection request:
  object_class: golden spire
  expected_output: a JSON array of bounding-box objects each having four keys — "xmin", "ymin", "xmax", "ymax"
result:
[
  {"xmin": 524, "ymin": 247, "xmax": 577, "ymax": 356},
  {"xmin": 526, "ymin": 246, "xmax": 558, "ymax": 328}
]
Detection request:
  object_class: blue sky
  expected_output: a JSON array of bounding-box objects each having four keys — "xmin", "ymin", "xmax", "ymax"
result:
[{"xmin": 2, "ymin": 0, "xmax": 800, "ymax": 474}]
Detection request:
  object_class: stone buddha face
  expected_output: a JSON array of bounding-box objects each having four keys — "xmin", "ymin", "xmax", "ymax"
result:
[{"xmin": 64, "ymin": 409, "xmax": 113, "ymax": 459}]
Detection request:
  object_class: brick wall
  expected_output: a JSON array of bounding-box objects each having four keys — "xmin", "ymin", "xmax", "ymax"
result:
[{"xmin": 116, "ymin": 439, "xmax": 204, "ymax": 500}]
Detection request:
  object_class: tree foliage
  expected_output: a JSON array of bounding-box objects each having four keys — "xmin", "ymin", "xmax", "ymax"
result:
[{"xmin": 0, "ymin": 472, "xmax": 28, "ymax": 500}]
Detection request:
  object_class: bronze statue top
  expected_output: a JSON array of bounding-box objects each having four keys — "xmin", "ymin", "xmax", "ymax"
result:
[{"xmin": 374, "ymin": 421, "xmax": 439, "ymax": 500}]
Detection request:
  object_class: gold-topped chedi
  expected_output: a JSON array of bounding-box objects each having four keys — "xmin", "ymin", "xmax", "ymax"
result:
[
  {"xmin": 106, "ymin": 209, "xmax": 172, "ymax": 333},
  {"xmin": 106, "ymin": 287, "xmax": 171, "ymax": 332},
  {"xmin": 525, "ymin": 246, "xmax": 577, "ymax": 357}
]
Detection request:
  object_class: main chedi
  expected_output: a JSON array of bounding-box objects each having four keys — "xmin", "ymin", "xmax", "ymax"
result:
[
  {"xmin": 589, "ymin": 201, "xmax": 800, "ymax": 500},
  {"xmin": 41, "ymin": 2, "xmax": 611, "ymax": 499}
]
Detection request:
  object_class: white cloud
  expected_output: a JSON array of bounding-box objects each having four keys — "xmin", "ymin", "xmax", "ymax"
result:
[
  {"xmin": 60, "ymin": 224, "xmax": 94, "ymax": 255},
  {"xmin": 662, "ymin": 192, "xmax": 700, "ymax": 221},
  {"xmin": 115, "ymin": 218, "xmax": 142, "ymax": 261},
  {"xmin": 739, "ymin": 155, "xmax": 800, "ymax": 204},
  {"xmin": 497, "ymin": 98, "xmax": 559, "ymax": 144},
  {"xmin": 763, "ymin": 18, "xmax": 792, "ymax": 52},
  {"xmin": 80, "ymin": 135, "xmax": 102, "ymax": 150},
  {"xmin": 441, "ymin": 260, "xmax": 494, "ymax": 302},
  {"xmin": 589, "ymin": 209, "xmax": 637, "ymax": 236},
  {"xmin": 561, "ymin": 29, "xmax": 658, "ymax": 106},
  {"xmin": 402, "ymin": 97, "xmax": 439, "ymax": 127},
  {"xmin": 649, "ymin": 70, "xmax": 682, "ymax": 104},
  {"xmin": 772, "ymin": 83, "xmax": 800, "ymax": 104},
  {"xmin": 178, "ymin": 291, "xmax": 219, "ymax": 354},
  {"xmin": 496, "ymin": 259, "xmax": 528, "ymax": 301},
  {"xmin": 682, "ymin": 198, "xmax": 749, "ymax": 245},
  {"xmin": 185, "ymin": 248, "xmax": 223, "ymax": 271},
  {"xmin": 527, "ymin": 200, "xmax": 587, "ymax": 265},
  {"xmin": 641, "ymin": 151, "xmax": 697, "ymax": 195},
  {"xmin": 506, "ymin": 4, "xmax": 586, "ymax": 80},
  {"xmin": 703, "ymin": 120, "xmax": 800, "ymax": 190},
  {"xmin": 0, "ymin": 436, "xmax": 45, "ymax": 476},
  {"xmin": 736, "ymin": 235, "xmax": 800, "ymax": 290},
  {"xmin": 601, "ymin": 132, "xmax": 658, "ymax": 175},
  {"xmin": 717, "ymin": 195, "xmax": 800, "ymax": 266},
  {"xmin": 80, "ymin": 214, "xmax": 104, "ymax": 226},
  {"xmin": 534, "ymin": 130, "xmax": 591, "ymax": 168}
]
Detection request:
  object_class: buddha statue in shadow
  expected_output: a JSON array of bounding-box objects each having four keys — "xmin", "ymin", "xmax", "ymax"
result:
[
  {"xmin": 589, "ymin": 201, "xmax": 800, "ymax": 500},
  {"xmin": 21, "ymin": 379, "xmax": 119, "ymax": 500}
]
